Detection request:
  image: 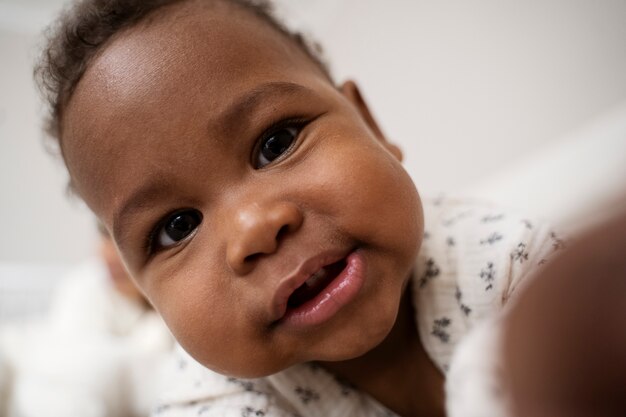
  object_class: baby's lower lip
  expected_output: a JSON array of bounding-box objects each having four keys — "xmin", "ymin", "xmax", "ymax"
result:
[{"xmin": 279, "ymin": 250, "xmax": 366, "ymax": 329}]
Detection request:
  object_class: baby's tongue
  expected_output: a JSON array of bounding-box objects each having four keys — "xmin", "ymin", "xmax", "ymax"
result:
[{"xmin": 287, "ymin": 260, "xmax": 346, "ymax": 308}]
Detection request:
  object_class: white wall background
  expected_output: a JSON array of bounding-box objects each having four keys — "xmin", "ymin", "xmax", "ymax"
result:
[{"xmin": 1, "ymin": 0, "xmax": 626, "ymax": 264}]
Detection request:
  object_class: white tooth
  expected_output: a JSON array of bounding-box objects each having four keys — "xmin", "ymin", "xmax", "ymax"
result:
[{"xmin": 305, "ymin": 267, "xmax": 327, "ymax": 286}]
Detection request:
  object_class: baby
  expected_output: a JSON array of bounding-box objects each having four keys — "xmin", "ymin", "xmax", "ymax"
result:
[{"xmin": 35, "ymin": 1, "xmax": 561, "ymax": 416}]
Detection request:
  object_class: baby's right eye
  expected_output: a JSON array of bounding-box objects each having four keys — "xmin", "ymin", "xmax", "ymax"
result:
[{"xmin": 152, "ymin": 209, "xmax": 202, "ymax": 251}]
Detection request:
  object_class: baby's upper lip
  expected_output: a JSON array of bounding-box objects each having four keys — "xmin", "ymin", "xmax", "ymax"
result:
[{"xmin": 269, "ymin": 248, "xmax": 350, "ymax": 323}]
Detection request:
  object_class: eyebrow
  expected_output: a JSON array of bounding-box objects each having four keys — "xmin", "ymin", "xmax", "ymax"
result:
[{"xmin": 218, "ymin": 81, "xmax": 314, "ymax": 133}]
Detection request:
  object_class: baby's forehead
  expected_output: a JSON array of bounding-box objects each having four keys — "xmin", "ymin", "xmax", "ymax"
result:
[
  {"xmin": 70, "ymin": 0, "xmax": 334, "ymax": 132},
  {"xmin": 62, "ymin": 1, "xmax": 332, "ymax": 218}
]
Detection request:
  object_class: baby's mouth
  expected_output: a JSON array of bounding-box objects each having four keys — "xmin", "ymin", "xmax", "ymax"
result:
[{"xmin": 286, "ymin": 259, "xmax": 347, "ymax": 309}]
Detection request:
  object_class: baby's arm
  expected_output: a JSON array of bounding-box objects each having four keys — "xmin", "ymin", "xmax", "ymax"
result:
[{"xmin": 504, "ymin": 208, "xmax": 626, "ymax": 417}]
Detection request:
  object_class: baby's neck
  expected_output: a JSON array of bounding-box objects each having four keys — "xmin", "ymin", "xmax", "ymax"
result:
[{"xmin": 319, "ymin": 283, "xmax": 445, "ymax": 417}]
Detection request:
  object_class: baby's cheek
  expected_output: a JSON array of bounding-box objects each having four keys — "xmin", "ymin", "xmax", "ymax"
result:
[
  {"xmin": 328, "ymin": 140, "xmax": 422, "ymax": 250},
  {"xmin": 151, "ymin": 277, "xmax": 274, "ymax": 377},
  {"xmin": 146, "ymin": 272, "xmax": 220, "ymax": 346},
  {"xmin": 162, "ymin": 294, "xmax": 235, "ymax": 368}
]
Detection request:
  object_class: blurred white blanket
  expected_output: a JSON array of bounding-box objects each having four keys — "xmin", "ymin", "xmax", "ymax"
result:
[
  {"xmin": 0, "ymin": 259, "xmax": 173, "ymax": 417},
  {"xmin": 446, "ymin": 318, "xmax": 509, "ymax": 417}
]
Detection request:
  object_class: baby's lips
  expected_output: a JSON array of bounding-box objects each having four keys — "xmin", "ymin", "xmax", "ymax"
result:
[{"xmin": 269, "ymin": 248, "xmax": 350, "ymax": 322}]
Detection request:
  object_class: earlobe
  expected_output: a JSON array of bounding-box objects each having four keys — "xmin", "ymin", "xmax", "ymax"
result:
[{"xmin": 339, "ymin": 80, "xmax": 403, "ymax": 162}]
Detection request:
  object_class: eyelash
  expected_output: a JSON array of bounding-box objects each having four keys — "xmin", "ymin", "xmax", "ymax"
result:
[
  {"xmin": 252, "ymin": 116, "xmax": 309, "ymax": 168},
  {"xmin": 144, "ymin": 209, "xmax": 199, "ymax": 257}
]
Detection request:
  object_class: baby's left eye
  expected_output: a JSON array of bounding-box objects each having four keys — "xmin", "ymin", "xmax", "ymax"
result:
[{"xmin": 254, "ymin": 126, "xmax": 299, "ymax": 168}]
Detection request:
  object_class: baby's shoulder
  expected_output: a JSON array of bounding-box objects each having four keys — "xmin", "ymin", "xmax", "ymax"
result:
[
  {"xmin": 413, "ymin": 196, "xmax": 565, "ymax": 371},
  {"xmin": 418, "ymin": 196, "xmax": 563, "ymax": 297}
]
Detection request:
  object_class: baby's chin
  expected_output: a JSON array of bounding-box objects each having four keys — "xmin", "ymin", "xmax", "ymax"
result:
[
  {"xmin": 201, "ymin": 321, "xmax": 396, "ymax": 379},
  {"xmin": 317, "ymin": 324, "xmax": 395, "ymax": 363}
]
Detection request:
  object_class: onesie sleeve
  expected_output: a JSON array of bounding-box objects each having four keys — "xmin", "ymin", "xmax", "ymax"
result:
[{"xmin": 474, "ymin": 207, "xmax": 565, "ymax": 307}]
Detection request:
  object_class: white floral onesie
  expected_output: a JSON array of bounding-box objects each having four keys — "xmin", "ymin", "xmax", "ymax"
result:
[{"xmin": 152, "ymin": 197, "xmax": 564, "ymax": 417}]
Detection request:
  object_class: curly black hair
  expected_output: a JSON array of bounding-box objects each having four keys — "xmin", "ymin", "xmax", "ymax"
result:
[{"xmin": 34, "ymin": 0, "xmax": 331, "ymax": 154}]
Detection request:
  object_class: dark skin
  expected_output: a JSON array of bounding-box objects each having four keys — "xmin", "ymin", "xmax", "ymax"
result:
[
  {"xmin": 504, "ymin": 206, "xmax": 626, "ymax": 417},
  {"xmin": 60, "ymin": 1, "xmax": 444, "ymax": 415},
  {"xmin": 99, "ymin": 234, "xmax": 149, "ymax": 306}
]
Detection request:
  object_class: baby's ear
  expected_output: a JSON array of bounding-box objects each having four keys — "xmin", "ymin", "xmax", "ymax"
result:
[{"xmin": 339, "ymin": 80, "xmax": 403, "ymax": 161}]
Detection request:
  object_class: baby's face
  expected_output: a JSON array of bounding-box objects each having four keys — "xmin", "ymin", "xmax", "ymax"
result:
[{"xmin": 62, "ymin": 1, "xmax": 423, "ymax": 377}]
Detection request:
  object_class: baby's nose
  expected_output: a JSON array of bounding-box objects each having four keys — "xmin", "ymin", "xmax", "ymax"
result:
[{"xmin": 226, "ymin": 200, "xmax": 303, "ymax": 275}]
